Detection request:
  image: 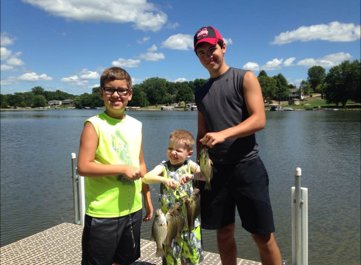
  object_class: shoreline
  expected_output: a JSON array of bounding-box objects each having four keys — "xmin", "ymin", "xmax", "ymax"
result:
[{"xmin": 1, "ymin": 106, "xmax": 360, "ymax": 112}]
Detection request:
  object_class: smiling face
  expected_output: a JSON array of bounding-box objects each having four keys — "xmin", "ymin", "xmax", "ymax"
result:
[
  {"xmin": 195, "ymin": 42, "xmax": 228, "ymax": 78},
  {"xmin": 101, "ymin": 79, "xmax": 132, "ymax": 118},
  {"xmin": 166, "ymin": 141, "xmax": 193, "ymax": 166}
]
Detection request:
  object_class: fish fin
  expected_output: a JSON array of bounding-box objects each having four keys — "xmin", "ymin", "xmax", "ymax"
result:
[
  {"xmin": 156, "ymin": 247, "xmax": 164, "ymax": 257},
  {"xmin": 205, "ymin": 182, "xmax": 212, "ymax": 190}
]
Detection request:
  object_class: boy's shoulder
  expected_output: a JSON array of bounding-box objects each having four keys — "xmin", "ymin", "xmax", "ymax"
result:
[{"xmin": 88, "ymin": 112, "xmax": 141, "ymax": 124}]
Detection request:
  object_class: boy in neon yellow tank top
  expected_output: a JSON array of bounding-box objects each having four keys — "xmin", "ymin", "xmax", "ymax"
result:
[
  {"xmin": 78, "ymin": 67, "xmax": 153, "ymax": 265},
  {"xmin": 143, "ymin": 130, "xmax": 205, "ymax": 265}
]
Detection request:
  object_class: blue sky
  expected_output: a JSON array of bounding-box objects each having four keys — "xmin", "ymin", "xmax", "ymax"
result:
[{"xmin": 1, "ymin": 0, "xmax": 360, "ymax": 95}]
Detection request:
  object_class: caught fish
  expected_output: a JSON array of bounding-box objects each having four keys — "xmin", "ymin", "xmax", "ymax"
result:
[
  {"xmin": 164, "ymin": 203, "xmax": 185, "ymax": 247},
  {"xmin": 199, "ymin": 146, "xmax": 213, "ymax": 190},
  {"xmin": 184, "ymin": 188, "xmax": 200, "ymax": 231},
  {"xmin": 151, "ymin": 209, "xmax": 168, "ymax": 257}
]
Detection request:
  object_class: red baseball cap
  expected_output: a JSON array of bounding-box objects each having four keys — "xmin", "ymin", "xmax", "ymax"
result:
[{"xmin": 194, "ymin": 26, "xmax": 224, "ymax": 50}]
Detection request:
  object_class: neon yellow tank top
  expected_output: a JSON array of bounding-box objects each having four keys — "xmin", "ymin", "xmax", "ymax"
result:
[{"xmin": 84, "ymin": 112, "xmax": 143, "ymax": 217}]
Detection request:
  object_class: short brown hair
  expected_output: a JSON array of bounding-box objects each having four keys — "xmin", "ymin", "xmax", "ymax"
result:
[
  {"xmin": 169, "ymin": 129, "xmax": 195, "ymax": 151},
  {"xmin": 100, "ymin": 67, "xmax": 132, "ymax": 89}
]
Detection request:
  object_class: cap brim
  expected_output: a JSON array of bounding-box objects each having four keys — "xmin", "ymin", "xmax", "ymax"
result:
[{"xmin": 194, "ymin": 38, "xmax": 218, "ymax": 50}]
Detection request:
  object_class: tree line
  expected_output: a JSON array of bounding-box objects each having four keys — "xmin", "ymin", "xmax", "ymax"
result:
[{"xmin": 1, "ymin": 60, "xmax": 359, "ymax": 109}]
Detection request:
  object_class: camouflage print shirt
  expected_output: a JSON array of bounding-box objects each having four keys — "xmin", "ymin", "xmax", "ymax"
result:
[{"xmin": 159, "ymin": 160, "xmax": 200, "ymax": 229}]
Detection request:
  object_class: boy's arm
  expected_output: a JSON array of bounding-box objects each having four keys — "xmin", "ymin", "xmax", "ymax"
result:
[
  {"xmin": 143, "ymin": 165, "xmax": 179, "ymax": 189},
  {"xmin": 140, "ymin": 143, "xmax": 153, "ymax": 222},
  {"xmin": 77, "ymin": 122, "xmax": 142, "ymax": 180},
  {"xmin": 142, "ymin": 183, "xmax": 153, "ymax": 222}
]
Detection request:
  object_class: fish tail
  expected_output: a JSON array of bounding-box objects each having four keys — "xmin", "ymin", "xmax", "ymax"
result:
[
  {"xmin": 205, "ymin": 182, "xmax": 212, "ymax": 190},
  {"xmin": 156, "ymin": 247, "xmax": 164, "ymax": 257}
]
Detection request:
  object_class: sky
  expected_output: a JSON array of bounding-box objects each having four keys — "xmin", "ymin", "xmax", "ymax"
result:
[{"xmin": 1, "ymin": 0, "xmax": 360, "ymax": 95}]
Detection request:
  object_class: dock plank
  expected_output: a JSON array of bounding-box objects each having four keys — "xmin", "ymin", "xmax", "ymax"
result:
[{"xmin": 0, "ymin": 223, "xmax": 261, "ymax": 265}]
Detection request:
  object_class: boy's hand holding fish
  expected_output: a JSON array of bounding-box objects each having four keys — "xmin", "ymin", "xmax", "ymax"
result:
[
  {"xmin": 179, "ymin": 174, "xmax": 194, "ymax": 185},
  {"xmin": 164, "ymin": 178, "xmax": 180, "ymax": 190}
]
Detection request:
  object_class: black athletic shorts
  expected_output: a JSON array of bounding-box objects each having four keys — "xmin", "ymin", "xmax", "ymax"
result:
[
  {"xmin": 199, "ymin": 157, "xmax": 275, "ymax": 235},
  {"xmin": 82, "ymin": 209, "xmax": 142, "ymax": 265}
]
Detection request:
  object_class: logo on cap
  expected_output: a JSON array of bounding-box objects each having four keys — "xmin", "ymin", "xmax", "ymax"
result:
[
  {"xmin": 194, "ymin": 26, "xmax": 223, "ymax": 50},
  {"xmin": 197, "ymin": 27, "xmax": 210, "ymax": 40}
]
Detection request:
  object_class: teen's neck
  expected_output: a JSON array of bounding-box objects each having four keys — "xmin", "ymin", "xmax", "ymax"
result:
[{"xmin": 210, "ymin": 64, "xmax": 230, "ymax": 78}]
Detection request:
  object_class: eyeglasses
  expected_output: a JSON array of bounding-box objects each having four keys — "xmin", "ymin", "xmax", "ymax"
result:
[
  {"xmin": 196, "ymin": 45, "xmax": 218, "ymax": 58},
  {"xmin": 102, "ymin": 87, "xmax": 131, "ymax": 96}
]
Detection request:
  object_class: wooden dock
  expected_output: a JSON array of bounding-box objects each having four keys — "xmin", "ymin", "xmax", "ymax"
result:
[{"xmin": 0, "ymin": 223, "xmax": 261, "ymax": 264}]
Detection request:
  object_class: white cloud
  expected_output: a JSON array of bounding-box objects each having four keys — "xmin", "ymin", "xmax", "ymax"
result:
[
  {"xmin": 224, "ymin": 38, "xmax": 233, "ymax": 46},
  {"xmin": 79, "ymin": 69, "xmax": 99, "ymax": 79},
  {"xmin": 263, "ymin": 58, "xmax": 283, "ymax": 70},
  {"xmin": 6, "ymin": 57, "xmax": 24, "ymax": 67},
  {"xmin": 19, "ymin": 72, "xmax": 52, "ymax": 81},
  {"xmin": 162, "ymin": 34, "xmax": 193, "ymax": 50},
  {"xmin": 297, "ymin": 52, "xmax": 352, "ymax": 68},
  {"xmin": 1, "ymin": 33, "xmax": 14, "ymax": 46},
  {"xmin": 137, "ymin": 36, "xmax": 150, "ymax": 44},
  {"xmin": 1, "ymin": 64, "xmax": 14, "ymax": 71},
  {"xmin": 139, "ymin": 45, "xmax": 165, "ymax": 61},
  {"xmin": 0, "ymin": 47, "xmax": 12, "ymax": 61},
  {"xmin": 61, "ymin": 75, "xmax": 88, "ymax": 86},
  {"xmin": 112, "ymin": 58, "xmax": 141, "ymax": 68},
  {"xmin": 1, "ymin": 41, "xmax": 24, "ymax": 71},
  {"xmin": 243, "ymin": 62, "xmax": 260, "ymax": 71},
  {"xmin": 272, "ymin": 21, "xmax": 361, "ymax": 45},
  {"xmin": 23, "ymin": 0, "xmax": 167, "ymax": 31},
  {"xmin": 284, "ymin": 57, "xmax": 296, "ymax": 67},
  {"xmin": 61, "ymin": 69, "xmax": 100, "ymax": 86},
  {"xmin": 1, "ymin": 77, "xmax": 17, "ymax": 86},
  {"xmin": 175, "ymin": 77, "xmax": 187, "ymax": 82}
]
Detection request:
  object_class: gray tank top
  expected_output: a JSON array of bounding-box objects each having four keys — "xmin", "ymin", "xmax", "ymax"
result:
[{"xmin": 195, "ymin": 67, "xmax": 259, "ymax": 164}]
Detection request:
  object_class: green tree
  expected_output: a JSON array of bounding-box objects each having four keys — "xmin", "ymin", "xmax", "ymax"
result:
[
  {"xmin": 300, "ymin": 80, "xmax": 312, "ymax": 96},
  {"xmin": 44, "ymin": 90, "xmax": 75, "ymax": 101},
  {"xmin": 258, "ymin": 70, "xmax": 268, "ymax": 78},
  {"xmin": 175, "ymin": 82, "xmax": 194, "ymax": 102},
  {"xmin": 307, "ymin": 66, "xmax": 326, "ymax": 94},
  {"xmin": 258, "ymin": 73, "xmax": 277, "ymax": 101},
  {"xmin": 32, "ymin": 95, "xmax": 47, "ymax": 107},
  {"xmin": 0, "ymin": 94, "xmax": 9, "ymax": 108},
  {"xmin": 7, "ymin": 93, "xmax": 27, "ymax": 107},
  {"xmin": 273, "ymin": 74, "xmax": 289, "ymax": 102},
  {"xmin": 324, "ymin": 60, "xmax": 361, "ymax": 106},
  {"xmin": 189, "ymin": 78, "xmax": 207, "ymax": 93},
  {"xmin": 74, "ymin": 93, "xmax": 102, "ymax": 109},
  {"xmin": 142, "ymin": 78, "xmax": 168, "ymax": 105},
  {"xmin": 129, "ymin": 84, "xmax": 149, "ymax": 107},
  {"xmin": 31, "ymin": 86, "xmax": 45, "ymax": 96}
]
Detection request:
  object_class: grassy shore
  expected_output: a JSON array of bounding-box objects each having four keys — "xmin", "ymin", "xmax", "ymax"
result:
[
  {"xmin": 1, "ymin": 97, "xmax": 360, "ymax": 112},
  {"xmin": 273, "ymin": 97, "xmax": 360, "ymax": 110}
]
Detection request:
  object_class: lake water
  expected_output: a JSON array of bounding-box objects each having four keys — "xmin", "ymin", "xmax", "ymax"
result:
[{"xmin": 1, "ymin": 109, "xmax": 360, "ymax": 264}]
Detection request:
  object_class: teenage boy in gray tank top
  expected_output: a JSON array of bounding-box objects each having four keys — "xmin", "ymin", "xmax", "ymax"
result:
[{"xmin": 193, "ymin": 25, "xmax": 282, "ymax": 265}]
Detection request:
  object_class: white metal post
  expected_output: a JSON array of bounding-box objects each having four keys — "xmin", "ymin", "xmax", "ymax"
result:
[
  {"xmin": 79, "ymin": 174, "xmax": 85, "ymax": 226},
  {"xmin": 71, "ymin": 153, "xmax": 80, "ymax": 224},
  {"xmin": 291, "ymin": 167, "xmax": 308, "ymax": 265},
  {"xmin": 71, "ymin": 152, "xmax": 85, "ymax": 226}
]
